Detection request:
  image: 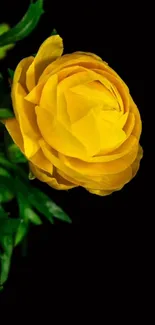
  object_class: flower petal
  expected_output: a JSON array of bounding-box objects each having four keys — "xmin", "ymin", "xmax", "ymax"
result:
[
  {"xmin": 4, "ymin": 118, "xmax": 24, "ymax": 153},
  {"xmin": 30, "ymin": 148, "xmax": 53, "ymax": 174},
  {"xmin": 39, "ymin": 52, "xmax": 118, "ymax": 83},
  {"xmin": 12, "ymin": 56, "xmax": 34, "ymax": 92},
  {"xmin": 29, "ymin": 163, "xmax": 75, "ymax": 190},
  {"xmin": 39, "ymin": 139, "xmax": 92, "ymax": 184},
  {"xmin": 39, "ymin": 74, "xmax": 58, "ymax": 114},
  {"xmin": 65, "ymin": 89, "xmax": 96, "ymax": 123},
  {"xmin": 35, "ymin": 105, "xmax": 89, "ymax": 159},
  {"xmin": 130, "ymin": 96, "xmax": 142, "ymax": 140},
  {"xmin": 71, "ymin": 107, "xmax": 101, "ymax": 156},
  {"xmin": 12, "ymin": 82, "xmax": 40, "ymax": 158},
  {"xmin": 59, "ymin": 140, "xmax": 138, "ymax": 176},
  {"xmin": 96, "ymin": 112, "xmax": 127, "ymax": 155},
  {"xmin": 123, "ymin": 112, "xmax": 135, "ymax": 137},
  {"xmin": 86, "ymin": 188, "xmax": 114, "ymax": 196},
  {"xmin": 25, "ymin": 81, "xmax": 45, "ymax": 105},
  {"xmin": 26, "ymin": 35, "xmax": 63, "ymax": 91},
  {"xmin": 131, "ymin": 145, "xmax": 143, "ymax": 177}
]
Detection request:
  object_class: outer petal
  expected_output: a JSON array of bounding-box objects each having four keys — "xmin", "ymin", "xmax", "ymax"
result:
[
  {"xmin": 12, "ymin": 56, "xmax": 34, "ymax": 93},
  {"xmin": 29, "ymin": 163, "xmax": 76, "ymax": 190},
  {"xmin": 26, "ymin": 35, "xmax": 63, "ymax": 91},
  {"xmin": 30, "ymin": 148, "xmax": 53, "ymax": 175},
  {"xmin": 86, "ymin": 188, "xmax": 114, "ymax": 196},
  {"xmin": 130, "ymin": 96, "xmax": 142, "ymax": 140},
  {"xmin": 131, "ymin": 145, "xmax": 143, "ymax": 177},
  {"xmin": 12, "ymin": 83, "xmax": 40, "ymax": 158},
  {"xmin": 4, "ymin": 118, "xmax": 24, "ymax": 153},
  {"xmin": 58, "ymin": 140, "xmax": 138, "ymax": 176},
  {"xmin": 57, "ymin": 161, "xmax": 132, "ymax": 191},
  {"xmin": 39, "ymin": 53, "xmax": 119, "ymax": 83},
  {"xmin": 75, "ymin": 51, "xmax": 103, "ymax": 61},
  {"xmin": 39, "ymin": 139, "xmax": 97, "ymax": 185},
  {"xmin": 86, "ymin": 187, "xmax": 122, "ymax": 196}
]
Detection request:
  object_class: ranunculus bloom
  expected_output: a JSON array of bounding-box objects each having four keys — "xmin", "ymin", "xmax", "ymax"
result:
[{"xmin": 5, "ymin": 35, "xmax": 143, "ymax": 195}]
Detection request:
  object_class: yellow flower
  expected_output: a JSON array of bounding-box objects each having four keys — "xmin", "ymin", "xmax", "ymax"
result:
[{"xmin": 5, "ymin": 35, "xmax": 143, "ymax": 195}]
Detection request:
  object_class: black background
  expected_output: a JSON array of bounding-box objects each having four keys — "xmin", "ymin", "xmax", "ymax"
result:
[{"xmin": 0, "ymin": 0, "xmax": 145, "ymax": 304}]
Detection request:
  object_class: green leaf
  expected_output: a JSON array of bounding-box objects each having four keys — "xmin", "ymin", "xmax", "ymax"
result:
[
  {"xmin": 0, "ymin": 155, "xmax": 16, "ymax": 171},
  {"xmin": 0, "ymin": 235, "xmax": 13, "ymax": 288},
  {"xmin": 0, "ymin": 108, "xmax": 14, "ymax": 119},
  {"xmin": 4, "ymin": 129, "xmax": 27, "ymax": 163},
  {"xmin": 0, "ymin": 204, "xmax": 8, "ymax": 218},
  {"xmin": 0, "ymin": 24, "xmax": 14, "ymax": 60},
  {"xmin": 46, "ymin": 200, "xmax": 71, "ymax": 223},
  {"xmin": 0, "ymin": 0, "xmax": 44, "ymax": 46},
  {"xmin": 25, "ymin": 207, "xmax": 42, "ymax": 225},
  {"xmin": 15, "ymin": 220, "xmax": 29, "ymax": 246},
  {"xmin": 0, "ymin": 169, "xmax": 14, "ymax": 203},
  {"xmin": 14, "ymin": 177, "xmax": 54, "ymax": 224},
  {"xmin": 15, "ymin": 180, "xmax": 42, "ymax": 226},
  {"xmin": 29, "ymin": 188, "xmax": 54, "ymax": 224},
  {"xmin": 0, "ymin": 189, "xmax": 14, "ymax": 203},
  {"xmin": 8, "ymin": 68, "xmax": 14, "ymax": 80},
  {"xmin": 0, "ymin": 175, "xmax": 15, "ymax": 203},
  {"xmin": 30, "ymin": 188, "xmax": 71, "ymax": 223},
  {"xmin": 0, "ymin": 218, "xmax": 19, "ymax": 236},
  {"xmin": 0, "ymin": 167, "xmax": 11, "ymax": 177}
]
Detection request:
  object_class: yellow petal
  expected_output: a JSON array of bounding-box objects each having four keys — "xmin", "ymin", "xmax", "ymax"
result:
[
  {"xmin": 57, "ymin": 65, "xmax": 86, "ymax": 83},
  {"xmin": 12, "ymin": 56, "xmax": 34, "ymax": 91},
  {"xmin": 86, "ymin": 188, "xmax": 114, "ymax": 196},
  {"xmin": 25, "ymin": 82, "xmax": 45, "ymax": 105},
  {"xmin": 130, "ymin": 96, "xmax": 142, "ymax": 140},
  {"xmin": 39, "ymin": 52, "xmax": 118, "ymax": 83},
  {"xmin": 57, "ymin": 70, "xmax": 96, "ymax": 128},
  {"xmin": 26, "ymin": 35, "xmax": 63, "ymax": 91},
  {"xmin": 39, "ymin": 139, "xmax": 92, "ymax": 184},
  {"xmin": 30, "ymin": 148, "xmax": 53, "ymax": 174},
  {"xmin": 39, "ymin": 138, "xmax": 135, "ymax": 192},
  {"xmin": 123, "ymin": 112, "xmax": 135, "ymax": 137},
  {"xmin": 58, "ymin": 71, "xmax": 95, "ymax": 92},
  {"xmin": 59, "ymin": 140, "xmax": 138, "ymax": 176},
  {"xmin": 65, "ymin": 89, "xmax": 95, "ymax": 123},
  {"xmin": 87, "ymin": 80, "xmax": 120, "ymax": 111},
  {"xmin": 71, "ymin": 108, "xmax": 100, "ymax": 156},
  {"xmin": 35, "ymin": 105, "xmax": 88, "ymax": 160},
  {"xmin": 39, "ymin": 74, "xmax": 58, "ymax": 115},
  {"xmin": 93, "ymin": 69, "xmax": 126, "ymax": 112},
  {"xmin": 70, "ymin": 82, "xmax": 119, "ymax": 112},
  {"xmin": 12, "ymin": 83, "xmax": 40, "ymax": 158},
  {"xmin": 75, "ymin": 51, "xmax": 103, "ymax": 61},
  {"xmin": 104, "ymin": 72, "xmax": 130, "ymax": 112},
  {"xmin": 131, "ymin": 145, "xmax": 143, "ymax": 177},
  {"xmin": 29, "ymin": 163, "xmax": 75, "ymax": 190},
  {"xmin": 77, "ymin": 166, "xmax": 132, "ymax": 191},
  {"xmin": 60, "ymin": 133, "xmax": 138, "ymax": 164},
  {"xmin": 4, "ymin": 118, "xmax": 24, "ymax": 153},
  {"xmin": 96, "ymin": 112, "xmax": 127, "ymax": 155}
]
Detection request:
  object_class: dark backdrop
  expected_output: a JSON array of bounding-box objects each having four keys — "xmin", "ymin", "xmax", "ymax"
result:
[{"xmin": 0, "ymin": 0, "xmax": 144, "ymax": 304}]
